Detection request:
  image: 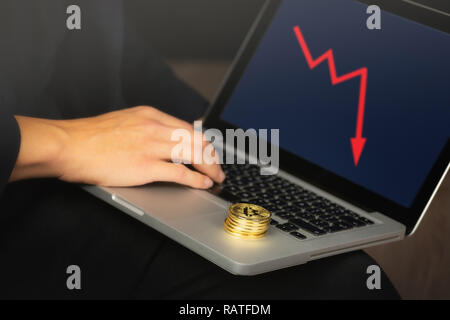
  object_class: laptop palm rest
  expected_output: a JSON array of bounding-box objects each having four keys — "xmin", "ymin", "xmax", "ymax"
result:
[
  {"xmin": 83, "ymin": 183, "xmax": 312, "ymax": 275},
  {"xmin": 103, "ymin": 183, "xmax": 226, "ymax": 223}
]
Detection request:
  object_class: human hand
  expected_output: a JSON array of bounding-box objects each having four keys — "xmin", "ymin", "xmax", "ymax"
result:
[{"xmin": 11, "ymin": 106, "xmax": 225, "ymax": 189}]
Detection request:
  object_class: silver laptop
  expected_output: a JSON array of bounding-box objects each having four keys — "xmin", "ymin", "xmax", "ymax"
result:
[{"xmin": 84, "ymin": 0, "xmax": 450, "ymax": 275}]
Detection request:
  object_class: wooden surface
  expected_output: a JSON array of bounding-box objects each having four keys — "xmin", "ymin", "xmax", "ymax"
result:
[
  {"xmin": 168, "ymin": 59, "xmax": 450, "ymax": 299},
  {"xmin": 365, "ymin": 175, "xmax": 450, "ymax": 299}
]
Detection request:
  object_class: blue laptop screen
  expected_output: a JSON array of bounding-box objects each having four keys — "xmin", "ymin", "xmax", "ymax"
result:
[{"xmin": 221, "ymin": 0, "xmax": 450, "ymax": 207}]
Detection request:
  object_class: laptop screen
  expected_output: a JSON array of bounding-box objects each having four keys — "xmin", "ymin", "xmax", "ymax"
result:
[{"xmin": 220, "ymin": 0, "xmax": 449, "ymax": 208}]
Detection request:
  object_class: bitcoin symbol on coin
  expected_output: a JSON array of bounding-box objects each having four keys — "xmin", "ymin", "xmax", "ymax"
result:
[
  {"xmin": 243, "ymin": 206, "xmax": 259, "ymax": 217},
  {"xmin": 224, "ymin": 203, "xmax": 271, "ymax": 239}
]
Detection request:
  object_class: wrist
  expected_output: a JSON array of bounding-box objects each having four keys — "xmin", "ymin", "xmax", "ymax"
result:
[{"xmin": 10, "ymin": 116, "xmax": 70, "ymax": 181}]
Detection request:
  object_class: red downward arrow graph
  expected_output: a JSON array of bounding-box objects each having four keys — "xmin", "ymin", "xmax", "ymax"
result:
[{"xmin": 293, "ymin": 26, "xmax": 368, "ymax": 166}]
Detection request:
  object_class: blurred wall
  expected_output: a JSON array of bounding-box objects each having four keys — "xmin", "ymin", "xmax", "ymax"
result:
[
  {"xmin": 124, "ymin": 0, "xmax": 449, "ymax": 60},
  {"xmin": 124, "ymin": 0, "xmax": 265, "ymax": 60}
]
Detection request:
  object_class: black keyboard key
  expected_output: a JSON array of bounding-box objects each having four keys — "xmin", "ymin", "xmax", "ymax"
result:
[
  {"xmin": 279, "ymin": 204, "xmax": 298, "ymax": 213},
  {"xmin": 284, "ymin": 186, "xmax": 300, "ymax": 193},
  {"xmin": 244, "ymin": 186, "xmax": 261, "ymax": 193},
  {"xmin": 259, "ymin": 175, "xmax": 278, "ymax": 182},
  {"xmin": 311, "ymin": 219, "xmax": 330, "ymax": 229},
  {"xmin": 253, "ymin": 182, "xmax": 269, "ymax": 189},
  {"xmin": 271, "ymin": 182, "xmax": 285, "ymax": 189},
  {"xmin": 310, "ymin": 200, "xmax": 326, "ymax": 208},
  {"xmin": 223, "ymin": 185, "xmax": 241, "ymax": 193},
  {"xmin": 258, "ymin": 193, "xmax": 272, "ymax": 199},
  {"xmin": 288, "ymin": 190, "xmax": 305, "ymax": 197},
  {"xmin": 301, "ymin": 195, "xmax": 316, "ymax": 202},
  {"xmin": 323, "ymin": 215, "xmax": 340, "ymax": 223},
  {"xmin": 293, "ymin": 201, "xmax": 312, "ymax": 209},
  {"xmin": 253, "ymin": 199, "xmax": 272, "ymax": 206},
  {"xmin": 234, "ymin": 180, "xmax": 248, "ymax": 186},
  {"xmin": 326, "ymin": 224, "xmax": 346, "ymax": 233},
  {"xmin": 239, "ymin": 192, "xmax": 253, "ymax": 199},
  {"xmin": 276, "ymin": 212, "xmax": 296, "ymax": 220},
  {"xmin": 336, "ymin": 221, "xmax": 353, "ymax": 230},
  {"xmin": 308, "ymin": 208, "xmax": 324, "ymax": 215},
  {"xmin": 265, "ymin": 188, "xmax": 285, "ymax": 195},
  {"xmin": 296, "ymin": 212, "xmax": 314, "ymax": 220},
  {"xmin": 340, "ymin": 215, "xmax": 366, "ymax": 227},
  {"xmin": 243, "ymin": 164, "xmax": 259, "ymax": 172},
  {"xmin": 276, "ymin": 223, "xmax": 298, "ymax": 232},
  {"xmin": 272, "ymin": 199, "xmax": 285, "ymax": 206},
  {"xmin": 278, "ymin": 194, "xmax": 296, "ymax": 202},
  {"xmin": 290, "ymin": 231, "xmax": 307, "ymax": 240},
  {"xmin": 344, "ymin": 210, "xmax": 361, "ymax": 218},
  {"xmin": 270, "ymin": 219, "xmax": 279, "ymax": 225},
  {"xmin": 329, "ymin": 208, "xmax": 345, "ymax": 216},
  {"xmin": 290, "ymin": 218, "xmax": 327, "ymax": 236},
  {"xmin": 212, "ymin": 189, "xmax": 239, "ymax": 203},
  {"xmin": 359, "ymin": 217, "xmax": 374, "ymax": 225}
]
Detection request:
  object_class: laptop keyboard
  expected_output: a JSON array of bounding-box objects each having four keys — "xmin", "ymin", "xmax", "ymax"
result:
[{"xmin": 210, "ymin": 163, "xmax": 374, "ymax": 240}]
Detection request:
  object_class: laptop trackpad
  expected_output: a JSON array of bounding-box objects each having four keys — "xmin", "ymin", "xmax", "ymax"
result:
[{"xmin": 103, "ymin": 183, "xmax": 226, "ymax": 222}]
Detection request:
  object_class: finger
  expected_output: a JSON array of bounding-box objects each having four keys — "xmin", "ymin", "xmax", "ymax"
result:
[
  {"xmin": 151, "ymin": 140, "xmax": 225, "ymax": 183},
  {"xmin": 192, "ymin": 142, "xmax": 225, "ymax": 183},
  {"xmin": 150, "ymin": 162, "xmax": 214, "ymax": 189},
  {"xmin": 193, "ymin": 162, "xmax": 225, "ymax": 184}
]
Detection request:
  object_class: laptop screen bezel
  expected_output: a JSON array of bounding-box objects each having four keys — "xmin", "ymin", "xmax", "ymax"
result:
[{"xmin": 203, "ymin": 0, "xmax": 450, "ymax": 234}]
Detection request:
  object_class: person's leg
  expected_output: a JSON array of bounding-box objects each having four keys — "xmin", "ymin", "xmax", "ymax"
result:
[
  {"xmin": 0, "ymin": 179, "xmax": 399, "ymax": 299},
  {"xmin": 134, "ymin": 230, "xmax": 400, "ymax": 300},
  {"xmin": 0, "ymin": 179, "xmax": 168, "ymax": 299}
]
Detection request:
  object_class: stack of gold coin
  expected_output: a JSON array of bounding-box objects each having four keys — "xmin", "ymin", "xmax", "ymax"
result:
[{"xmin": 224, "ymin": 203, "xmax": 271, "ymax": 239}]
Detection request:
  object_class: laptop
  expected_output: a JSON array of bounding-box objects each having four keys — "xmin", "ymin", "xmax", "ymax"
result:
[{"xmin": 84, "ymin": 0, "xmax": 450, "ymax": 275}]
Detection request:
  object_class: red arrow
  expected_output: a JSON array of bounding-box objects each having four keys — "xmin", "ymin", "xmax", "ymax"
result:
[{"xmin": 293, "ymin": 26, "xmax": 368, "ymax": 166}]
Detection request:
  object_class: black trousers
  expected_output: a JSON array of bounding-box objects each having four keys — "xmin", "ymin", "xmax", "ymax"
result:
[{"xmin": 0, "ymin": 179, "xmax": 399, "ymax": 299}]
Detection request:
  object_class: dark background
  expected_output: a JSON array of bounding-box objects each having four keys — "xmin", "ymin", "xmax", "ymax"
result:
[
  {"xmin": 124, "ymin": 0, "xmax": 265, "ymax": 60},
  {"xmin": 124, "ymin": 0, "xmax": 449, "ymax": 60}
]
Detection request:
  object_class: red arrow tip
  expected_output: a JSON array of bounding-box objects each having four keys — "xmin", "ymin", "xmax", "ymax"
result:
[{"xmin": 350, "ymin": 137, "xmax": 367, "ymax": 166}]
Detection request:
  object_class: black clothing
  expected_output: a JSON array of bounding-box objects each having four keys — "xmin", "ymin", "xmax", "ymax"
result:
[
  {"xmin": 0, "ymin": 0, "xmax": 399, "ymax": 299},
  {"xmin": 1, "ymin": 179, "xmax": 399, "ymax": 299}
]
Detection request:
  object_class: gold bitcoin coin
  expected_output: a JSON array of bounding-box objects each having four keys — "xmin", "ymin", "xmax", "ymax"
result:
[{"xmin": 224, "ymin": 203, "xmax": 271, "ymax": 239}]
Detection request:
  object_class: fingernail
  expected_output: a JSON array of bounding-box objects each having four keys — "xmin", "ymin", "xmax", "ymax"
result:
[
  {"xmin": 218, "ymin": 171, "xmax": 226, "ymax": 182},
  {"xmin": 204, "ymin": 178, "xmax": 214, "ymax": 188}
]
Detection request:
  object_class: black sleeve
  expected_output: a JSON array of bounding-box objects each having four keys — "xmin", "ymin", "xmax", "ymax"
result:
[
  {"xmin": 0, "ymin": 113, "xmax": 20, "ymax": 195},
  {"xmin": 0, "ymin": 62, "xmax": 20, "ymax": 193}
]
